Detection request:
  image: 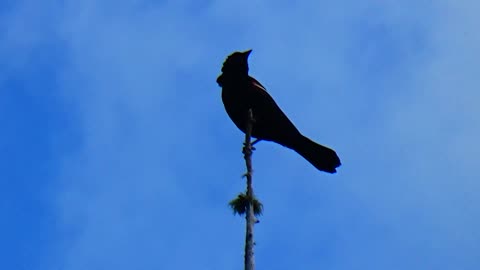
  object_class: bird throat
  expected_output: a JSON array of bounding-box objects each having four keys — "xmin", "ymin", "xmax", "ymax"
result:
[{"xmin": 216, "ymin": 72, "xmax": 249, "ymax": 87}]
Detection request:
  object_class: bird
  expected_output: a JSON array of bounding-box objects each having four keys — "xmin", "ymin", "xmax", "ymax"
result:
[{"xmin": 216, "ymin": 49, "xmax": 341, "ymax": 173}]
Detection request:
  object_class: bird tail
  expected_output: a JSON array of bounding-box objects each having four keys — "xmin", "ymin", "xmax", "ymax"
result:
[{"xmin": 288, "ymin": 135, "xmax": 341, "ymax": 173}]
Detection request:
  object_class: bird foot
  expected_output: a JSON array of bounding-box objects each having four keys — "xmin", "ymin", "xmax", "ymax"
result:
[
  {"xmin": 242, "ymin": 171, "xmax": 253, "ymax": 178},
  {"xmin": 242, "ymin": 144, "xmax": 256, "ymax": 154}
]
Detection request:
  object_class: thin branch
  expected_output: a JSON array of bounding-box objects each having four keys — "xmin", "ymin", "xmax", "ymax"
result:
[{"xmin": 243, "ymin": 109, "xmax": 255, "ymax": 270}]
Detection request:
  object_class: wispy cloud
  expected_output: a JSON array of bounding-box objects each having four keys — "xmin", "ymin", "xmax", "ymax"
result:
[{"xmin": 1, "ymin": 0, "xmax": 478, "ymax": 269}]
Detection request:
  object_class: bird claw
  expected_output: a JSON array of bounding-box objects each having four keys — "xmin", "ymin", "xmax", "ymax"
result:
[
  {"xmin": 242, "ymin": 140, "xmax": 259, "ymax": 152},
  {"xmin": 242, "ymin": 171, "xmax": 253, "ymax": 178},
  {"xmin": 242, "ymin": 143, "xmax": 256, "ymax": 154}
]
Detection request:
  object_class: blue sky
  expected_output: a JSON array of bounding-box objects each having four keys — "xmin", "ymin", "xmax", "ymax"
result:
[{"xmin": 1, "ymin": 0, "xmax": 479, "ymax": 269}]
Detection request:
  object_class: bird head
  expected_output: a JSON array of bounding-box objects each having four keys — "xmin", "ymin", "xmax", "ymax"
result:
[{"xmin": 220, "ymin": 49, "xmax": 252, "ymax": 74}]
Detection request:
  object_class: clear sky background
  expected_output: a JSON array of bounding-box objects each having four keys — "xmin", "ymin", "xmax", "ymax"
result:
[{"xmin": 1, "ymin": 0, "xmax": 479, "ymax": 269}]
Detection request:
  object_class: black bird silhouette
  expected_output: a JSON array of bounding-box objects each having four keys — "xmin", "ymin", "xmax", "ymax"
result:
[{"xmin": 217, "ymin": 50, "xmax": 341, "ymax": 173}]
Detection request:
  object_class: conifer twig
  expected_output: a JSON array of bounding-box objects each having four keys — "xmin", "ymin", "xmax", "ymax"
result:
[
  {"xmin": 243, "ymin": 109, "xmax": 255, "ymax": 270},
  {"xmin": 228, "ymin": 109, "xmax": 262, "ymax": 270}
]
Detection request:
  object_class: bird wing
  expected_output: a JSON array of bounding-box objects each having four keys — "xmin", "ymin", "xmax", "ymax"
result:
[
  {"xmin": 247, "ymin": 76, "xmax": 301, "ymax": 142},
  {"xmin": 250, "ymin": 76, "xmax": 269, "ymax": 93}
]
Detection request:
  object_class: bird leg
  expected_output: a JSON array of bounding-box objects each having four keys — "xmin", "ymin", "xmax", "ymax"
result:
[{"xmin": 251, "ymin": 139, "xmax": 261, "ymax": 146}]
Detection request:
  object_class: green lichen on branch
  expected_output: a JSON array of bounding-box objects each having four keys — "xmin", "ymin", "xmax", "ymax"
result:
[{"xmin": 229, "ymin": 193, "xmax": 263, "ymax": 216}]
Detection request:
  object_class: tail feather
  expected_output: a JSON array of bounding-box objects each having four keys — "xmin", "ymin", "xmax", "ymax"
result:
[{"xmin": 288, "ymin": 135, "xmax": 341, "ymax": 173}]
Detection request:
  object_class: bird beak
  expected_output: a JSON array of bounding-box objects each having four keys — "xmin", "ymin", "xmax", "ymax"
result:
[{"xmin": 244, "ymin": 49, "xmax": 252, "ymax": 57}]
